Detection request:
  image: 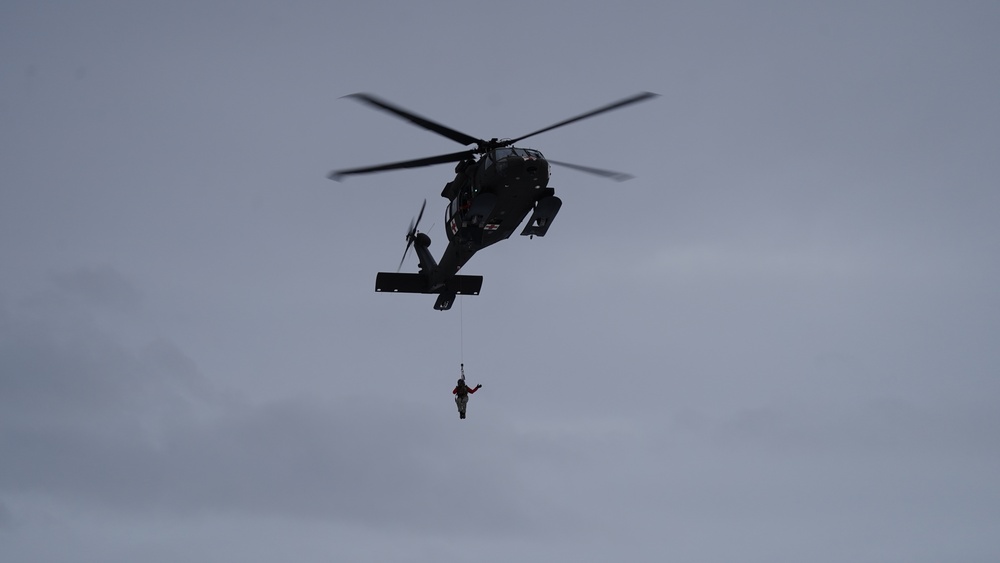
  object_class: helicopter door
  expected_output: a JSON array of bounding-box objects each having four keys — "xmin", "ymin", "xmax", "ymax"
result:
[
  {"xmin": 447, "ymin": 197, "xmax": 462, "ymax": 238},
  {"xmin": 466, "ymin": 192, "xmax": 496, "ymax": 226}
]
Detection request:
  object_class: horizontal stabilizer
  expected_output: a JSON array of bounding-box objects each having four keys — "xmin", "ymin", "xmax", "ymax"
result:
[
  {"xmin": 375, "ymin": 272, "xmax": 428, "ymax": 293},
  {"xmin": 448, "ymin": 275, "xmax": 484, "ymax": 295},
  {"xmin": 375, "ymin": 272, "xmax": 483, "ymax": 295}
]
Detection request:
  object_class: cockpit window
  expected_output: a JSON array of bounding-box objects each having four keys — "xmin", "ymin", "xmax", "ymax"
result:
[
  {"xmin": 493, "ymin": 147, "xmax": 545, "ymax": 172},
  {"xmin": 495, "ymin": 148, "xmax": 544, "ymax": 159},
  {"xmin": 515, "ymin": 148, "xmax": 544, "ymax": 158}
]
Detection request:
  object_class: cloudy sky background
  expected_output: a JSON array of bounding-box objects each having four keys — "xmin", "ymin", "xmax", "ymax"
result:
[{"xmin": 2, "ymin": 1, "xmax": 999, "ymax": 561}]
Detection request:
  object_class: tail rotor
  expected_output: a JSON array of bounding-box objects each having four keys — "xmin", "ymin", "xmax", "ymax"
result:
[{"xmin": 397, "ymin": 199, "xmax": 427, "ymax": 272}]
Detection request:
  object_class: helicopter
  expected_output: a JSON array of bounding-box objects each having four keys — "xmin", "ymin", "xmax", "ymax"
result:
[{"xmin": 329, "ymin": 92, "xmax": 658, "ymax": 310}]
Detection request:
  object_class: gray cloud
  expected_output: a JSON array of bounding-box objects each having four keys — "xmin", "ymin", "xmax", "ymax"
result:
[
  {"xmin": 49, "ymin": 265, "xmax": 142, "ymax": 314},
  {"xmin": 0, "ymin": 274, "xmax": 593, "ymax": 540},
  {"xmin": 2, "ymin": 1, "xmax": 999, "ymax": 562}
]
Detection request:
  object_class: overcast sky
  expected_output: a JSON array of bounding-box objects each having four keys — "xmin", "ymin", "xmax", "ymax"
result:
[{"xmin": 2, "ymin": 1, "xmax": 999, "ymax": 562}]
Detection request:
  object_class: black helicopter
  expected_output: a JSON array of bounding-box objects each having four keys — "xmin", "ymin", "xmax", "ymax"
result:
[{"xmin": 329, "ymin": 92, "xmax": 657, "ymax": 310}]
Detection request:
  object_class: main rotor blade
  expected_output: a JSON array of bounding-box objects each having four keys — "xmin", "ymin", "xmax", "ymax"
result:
[
  {"xmin": 547, "ymin": 159, "xmax": 634, "ymax": 182},
  {"xmin": 508, "ymin": 92, "xmax": 659, "ymax": 145},
  {"xmin": 344, "ymin": 93, "xmax": 485, "ymax": 147},
  {"xmin": 328, "ymin": 150, "xmax": 475, "ymax": 181}
]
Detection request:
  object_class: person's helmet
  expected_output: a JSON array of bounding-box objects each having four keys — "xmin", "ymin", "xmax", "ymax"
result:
[{"xmin": 457, "ymin": 379, "xmax": 465, "ymax": 386}]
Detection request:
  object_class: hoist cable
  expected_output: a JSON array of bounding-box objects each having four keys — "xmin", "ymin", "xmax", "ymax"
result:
[{"xmin": 459, "ymin": 294, "xmax": 465, "ymax": 366}]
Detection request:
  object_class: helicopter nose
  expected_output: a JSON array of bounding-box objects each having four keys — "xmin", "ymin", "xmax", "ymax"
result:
[{"xmin": 523, "ymin": 158, "xmax": 547, "ymax": 177}]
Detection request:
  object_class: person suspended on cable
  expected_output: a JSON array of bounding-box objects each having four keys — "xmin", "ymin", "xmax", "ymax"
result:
[{"xmin": 452, "ymin": 363, "xmax": 482, "ymax": 420}]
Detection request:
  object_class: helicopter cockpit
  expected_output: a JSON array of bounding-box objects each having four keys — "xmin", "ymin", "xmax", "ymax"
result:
[
  {"xmin": 479, "ymin": 147, "xmax": 550, "ymax": 189},
  {"xmin": 489, "ymin": 147, "xmax": 546, "ymax": 171}
]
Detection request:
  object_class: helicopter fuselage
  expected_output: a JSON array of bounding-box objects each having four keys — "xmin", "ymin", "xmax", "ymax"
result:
[{"xmin": 391, "ymin": 147, "xmax": 563, "ymax": 310}]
